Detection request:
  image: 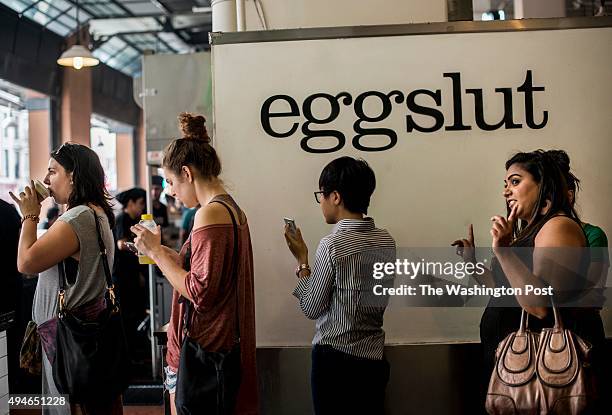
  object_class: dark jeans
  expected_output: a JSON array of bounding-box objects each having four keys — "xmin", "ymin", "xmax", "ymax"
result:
[{"xmin": 311, "ymin": 344, "xmax": 390, "ymax": 415}]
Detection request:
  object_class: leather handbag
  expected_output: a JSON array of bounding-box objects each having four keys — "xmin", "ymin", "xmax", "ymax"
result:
[
  {"xmin": 175, "ymin": 200, "xmax": 242, "ymax": 415},
  {"xmin": 51, "ymin": 209, "xmax": 129, "ymax": 404},
  {"xmin": 486, "ymin": 304, "xmax": 597, "ymax": 414},
  {"xmin": 19, "ymin": 320, "xmax": 42, "ymax": 375}
]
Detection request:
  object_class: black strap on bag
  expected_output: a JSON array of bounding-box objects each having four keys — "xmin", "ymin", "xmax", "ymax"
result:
[
  {"xmin": 175, "ymin": 199, "xmax": 242, "ymax": 415},
  {"xmin": 57, "ymin": 208, "xmax": 118, "ymax": 315},
  {"xmin": 52, "ymin": 208, "xmax": 129, "ymax": 404}
]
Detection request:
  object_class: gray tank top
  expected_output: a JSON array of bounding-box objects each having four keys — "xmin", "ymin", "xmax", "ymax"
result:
[{"xmin": 33, "ymin": 205, "xmax": 115, "ymax": 325}]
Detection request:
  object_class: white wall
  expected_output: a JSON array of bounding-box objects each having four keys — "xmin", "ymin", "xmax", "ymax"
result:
[
  {"xmin": 142, "ymin": 52, "xmax": 213, "ymax": 154},
  {"xmin": 212, "ymin": 25, "xmax": 612, "ymax": 346},
  {"xmin": 244, "ymin": 0, "xmax": 448, "ymax": 30},
  {"xmin": 515, "ymin": 0, "xmax": 566, "ymax": 19}
]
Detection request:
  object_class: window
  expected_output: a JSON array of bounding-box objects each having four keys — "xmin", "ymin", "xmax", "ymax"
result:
[
  {"xmin": 3, "ymin": 150, "xmax": 8, "ymax": 177},
  {"xmin": 14, "ymin": 151, "xmax": 20, "ymax": 178},
  {"xmin": 5, "ymin": 124, "xmax": 17, "ymax": 141}
]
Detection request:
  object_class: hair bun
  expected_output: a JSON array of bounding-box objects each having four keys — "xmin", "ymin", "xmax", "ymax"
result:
[
  {"xmin": 178, "ymin": 112, "xmax": 210, "ymax": 143},
  {"xmin": 546, "ymin": 149, "xmax": 570, "ymax": 173}
]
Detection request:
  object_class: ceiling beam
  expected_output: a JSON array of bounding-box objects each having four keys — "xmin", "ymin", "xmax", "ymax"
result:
[
  {"xmin": 19, "ymin": 0, "xmax": 46, "ymax": 16},
  {"xmin": 43, "ymin": 6, "xmax": 73, "ymax": 29},
  {"xmin": 104, "ymin": 0, "xmax": 178, "ymax": 53}
]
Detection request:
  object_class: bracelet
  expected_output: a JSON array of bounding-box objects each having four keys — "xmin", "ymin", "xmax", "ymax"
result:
[
  {"xmin": 21, "ymin": 214, "xmax": 40, "ymax": 224},
  {"xmin": 295, "ymin": 263, "xmax": 311, "ymax": 278}
]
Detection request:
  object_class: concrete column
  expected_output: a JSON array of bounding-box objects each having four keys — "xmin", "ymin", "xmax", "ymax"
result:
[
  {"xmin": 26, "ymin": 94, "xmax": 51, "ymax": 182},
  {"xmin": 136, "ymin": 112, "xmax": 147, "ymax": 189},
  {"xmin": 115, "ymin": 131, "xmax": 135, "ymax": 191},
  {"xmin": 60, "ymin": 28, "xmax": 93, "ymax": 146},
  {"xmin": 60, "ymin": 68, "xmax": 92, "ymax": 145},
  {"xmin": 212, "ymin": 0, "xmax": 237, "ymax": 32},
  {"xmin": 26, "ymin": 92, "xmax": 54, "ymax": 216},
  {"xmin": 237, "ymin": 0, "xmax": 246, "ymax": 31}
]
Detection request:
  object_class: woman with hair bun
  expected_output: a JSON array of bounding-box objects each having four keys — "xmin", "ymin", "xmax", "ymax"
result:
[
  {"xmin": 453, "ymin": 149, "xmax": 605, "ymax": 411},
  {"xmin": 132, "ymin": 113, "xmax": 258, "ymax": 414}
]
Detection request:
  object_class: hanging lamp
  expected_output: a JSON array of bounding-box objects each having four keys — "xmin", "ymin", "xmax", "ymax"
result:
[{"xmin": 57, "ymin": 0, "xmax": 99, "ymax": 69}]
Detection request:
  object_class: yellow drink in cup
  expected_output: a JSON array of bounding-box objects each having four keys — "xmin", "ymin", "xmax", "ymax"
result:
[{"xmin": 138, "ymin": 214, "xmax": 157, "ymax": 264}]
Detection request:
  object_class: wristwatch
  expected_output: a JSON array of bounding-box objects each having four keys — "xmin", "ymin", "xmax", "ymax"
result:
[{"xmin": 295, "ymin": 263, "xmax": 311, "ymax": 278}]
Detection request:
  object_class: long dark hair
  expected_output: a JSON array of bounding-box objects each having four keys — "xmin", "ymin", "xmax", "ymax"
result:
[
  {"xmin": 51, "ymin": 142, "xmax": 115, "ymax": 228},
  {"xmin": 505, "ymin": 149, "xmax": 580, "ymax": 246}
]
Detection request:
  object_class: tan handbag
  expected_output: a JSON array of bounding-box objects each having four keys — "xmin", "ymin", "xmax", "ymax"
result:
[{"xmin": 486, "ymin": 306, "xmax": 597, "ymax": 414}]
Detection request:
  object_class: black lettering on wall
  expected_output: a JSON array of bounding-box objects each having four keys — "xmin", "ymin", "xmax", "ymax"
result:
[
  {"xmin": 260, "ymin": 95, "xmax": 300, "ymax": 138},
  {"xmin": 443, "ymin": 72, "xmax": 472, "ymax": 131},
  {"xmin": 517, "ymin": 70, "xmax": 548, "ymax": 129},
  {"xmin": 406, "ymin": 89, "xmax": 444, "ymax": 133},
  {"xmin": 259, "ymin": 70, "xmax": 550, "ymax": 153},
  {"xmin": 352, "ymin": 90, "xmax": 403, "ymax": 151},
  {"xmin": 466, "ymin": 88, "xmax": 522, "ymax": 130},
  {"xmin": 301, "ymin": 92, "xmax": 351, "ymax": 153}
]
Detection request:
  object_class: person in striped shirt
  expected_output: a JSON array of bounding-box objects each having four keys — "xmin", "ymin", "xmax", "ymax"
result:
[{"xmin": 284, "ymin": 156, "xmax": 396, "ymax": 415}]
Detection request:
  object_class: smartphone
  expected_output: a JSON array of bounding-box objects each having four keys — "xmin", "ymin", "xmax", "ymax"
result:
[
  {"xmin": 125, "ymin": 241, "xmax": 138, "ymax": 253},
  {"xmin": 284, "ymin": 217, "xmax": 297, "ymax": 235}
]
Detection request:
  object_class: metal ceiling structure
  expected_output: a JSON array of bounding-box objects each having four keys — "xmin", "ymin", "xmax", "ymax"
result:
[{"xmin": 0, "ymin": 0, "xmax": 213, "ymax": 76}]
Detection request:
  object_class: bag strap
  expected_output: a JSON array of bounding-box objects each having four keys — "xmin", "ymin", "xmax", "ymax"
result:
[
  {"xmin": 57, "ymin": 207, "xmax": 117, "ymax": 315},
  {"xmin": 519, "ymin": 291, "xmax": 563, "ymax": 333},
  {"xmin": 181, "ymin": 198, "xmax": 241, "ymax": 343}
]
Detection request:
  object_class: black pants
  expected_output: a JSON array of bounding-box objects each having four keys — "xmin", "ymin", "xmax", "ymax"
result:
[{"xmin": 311, "ymin": 345, "xmax": 389, "ymax": 415}]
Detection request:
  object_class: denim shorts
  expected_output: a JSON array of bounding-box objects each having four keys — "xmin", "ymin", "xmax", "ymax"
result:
[{"xmin": 164, "ymin": 366, "xmax": 177, "ymax": 394}]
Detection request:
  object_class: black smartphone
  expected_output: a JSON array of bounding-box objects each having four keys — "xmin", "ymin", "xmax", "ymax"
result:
[{"xmin": 125, "ymin": 241, "xmax": 138, "ymax": 253}]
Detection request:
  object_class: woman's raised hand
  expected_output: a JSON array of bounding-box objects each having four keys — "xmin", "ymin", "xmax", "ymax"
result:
[
  {"xmin": 452, "ymin": 224, "xmax": 476, "ymax": 264},
  {"xmin": 490, "ymin": 203, "xmax": 518, "ymax": 254},
  {"xmin": 9, "ymin": 180, "xmax": 42, "ymax": 218},
  {"xmin": 131, "ymin": 224, "xmax": 162, "ymax": 257}
]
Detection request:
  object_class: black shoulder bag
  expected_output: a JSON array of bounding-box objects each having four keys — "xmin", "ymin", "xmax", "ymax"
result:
[
  {"xmin": 52, "ymin": 209, "xmax": 129, "ymax": 404},
  {"xmin": 175, "ymin": 200, "xmax": 242, "ymax": 415}
]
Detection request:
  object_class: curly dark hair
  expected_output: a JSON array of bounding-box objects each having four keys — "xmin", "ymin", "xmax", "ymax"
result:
[{"xmin": 505, "ymin": 149, "xmax": 580, "ymax": 246}]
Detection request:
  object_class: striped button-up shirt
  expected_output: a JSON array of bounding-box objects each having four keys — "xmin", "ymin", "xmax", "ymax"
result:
[{"xmin": 293, "ymin": 217, "xmax": 396, "ymax": 360}]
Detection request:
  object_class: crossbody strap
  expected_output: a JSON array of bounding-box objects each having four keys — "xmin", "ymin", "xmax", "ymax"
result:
[
  {"xmin": 182, "ymin": 199, "xmax": 241, "ymax": 343},
  {"xmin": 57, "ymin": 207, "xmax": 116, "ymax": 315}
]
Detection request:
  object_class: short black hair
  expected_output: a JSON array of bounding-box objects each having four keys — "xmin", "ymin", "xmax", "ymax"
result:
[
  {"xmin": 318, "ymin": 157, "xmax": 376, "ymax": 215},
  {"xmin": 116, "ymin": 187, "xmax": 146, "ymax": 206},
  {"xmin": 152, "ymin": 175, "xmax": 164, "ymax": 187}
]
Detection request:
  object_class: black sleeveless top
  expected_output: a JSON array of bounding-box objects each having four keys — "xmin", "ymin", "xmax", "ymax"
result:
[{"xmin": 479, "ymin": 216, "xmax": 605, "ymax": 381}]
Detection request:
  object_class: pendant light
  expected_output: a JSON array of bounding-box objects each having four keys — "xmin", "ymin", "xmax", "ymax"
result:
[{"xmin": 57, "ymin": 0, "xmax": 99, "ymax": 69}]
